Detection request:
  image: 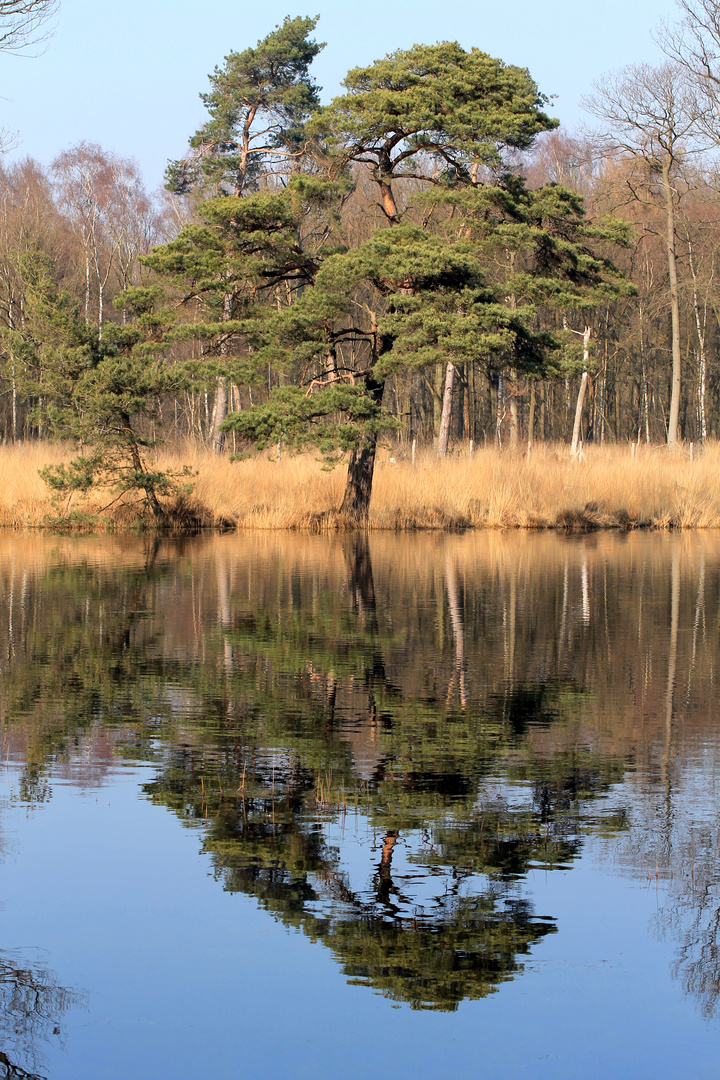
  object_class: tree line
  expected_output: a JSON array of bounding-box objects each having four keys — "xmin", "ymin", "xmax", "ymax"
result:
[{"xmin": 5, "ymin": 5, "xmax": 720, "ymax": 520}]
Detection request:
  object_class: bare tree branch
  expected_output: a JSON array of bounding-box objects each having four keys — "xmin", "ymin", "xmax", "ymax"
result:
[{"xmin": 0, "ymin": 0, "xmax": 58, "ymax": 54}]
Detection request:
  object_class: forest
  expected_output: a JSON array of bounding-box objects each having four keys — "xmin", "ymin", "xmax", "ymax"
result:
[{"xmin": 4, "ymin": 2, "xmax": 720, "ymax": 525}]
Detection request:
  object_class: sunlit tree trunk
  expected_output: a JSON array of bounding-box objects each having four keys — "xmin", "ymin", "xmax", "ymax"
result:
[
  {"xmin": 688, "ymin": 240, "xmax": 708, "ymax": 441},
  {"xmin": 663, "ymin": 162, "xmax": 683, "ymax": 448},
  {"xmin": 211, "ymin": 288, "xmax": 234, "ymax": 454},
  {"xmin": 211, "ymin": 377, "xmax": 229, "ymax": 454},
  {"xmin": 570, "ymin": 326, "xmax": 591, "ymax": 458},
  {"xmin": 496, "ymin": 371, "xmax": 505, "ymax": 447},
  {"xmin": 437, "ymin": 361, "xmax": 455, "ymax": 458}
]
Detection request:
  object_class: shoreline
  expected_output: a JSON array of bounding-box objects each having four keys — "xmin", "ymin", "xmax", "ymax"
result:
[{"xmin": 2, "ymin": 441, "xmax": 720, "ymax": 533}]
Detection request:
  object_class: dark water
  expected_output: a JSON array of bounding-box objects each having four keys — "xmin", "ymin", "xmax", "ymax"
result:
[{"xmin": 0, "ymin": 531, "xmax": 719, "ymax": 1078}]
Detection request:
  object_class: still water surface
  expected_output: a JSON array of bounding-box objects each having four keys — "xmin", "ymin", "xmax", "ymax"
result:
[{"xmin": 0, "ymin": 531, "xmax": 720, "ymax": 1077}]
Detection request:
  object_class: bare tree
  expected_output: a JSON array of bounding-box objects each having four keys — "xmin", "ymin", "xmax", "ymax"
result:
[
  {"xmin": 102, "ymin": 157, "xmax": 165, "ymax": 295},
  {"xmin": 52, "ymin": 143, "xmax": 109, "ymax": 329},
  {"xmin": 0, "ymin": 0, "xmax": 57, "ymax": 54},
  {"xmin": 52, "ymin": 144, "xmax": 160, "ymax": 336},
  {"xmin": 522, "ymin": 130, "xmax": 598, "ymax": 195},
  {"xmin": 660, "ymin": 1, "xmax": 720, "ymax": 131},
  {"xmin": 584, "ymin": 63, "xmax": 708, "ymax": 446},
  {"xmin": 0, "ymin": 158, "xmax": 62, "ymax": 441}
]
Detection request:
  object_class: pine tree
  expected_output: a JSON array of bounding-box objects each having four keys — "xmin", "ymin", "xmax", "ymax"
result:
[
  {"xmin": 223, "ymin": 181, "xmax": 629, "ymax": 523},
  {"xmin": 38, "ymin": 287, "xmax": 185, "ymax": 524},
  {"xmin": 252, "ymin": 40, "xmax": 561, "ymax": 521},
  {"xmin": 310, "ymin": 41, "xmax": 558, "ymax": 222},
  {"xmin": 141, "ymin": 175, "xmax": 344, "ymax": 455},
  {"xmin": 165, "ymin": 15, "xmax": 325, "ymax": 451}
]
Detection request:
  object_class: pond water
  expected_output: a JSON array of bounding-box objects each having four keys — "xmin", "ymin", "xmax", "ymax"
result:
[{"xmin": 0, "ymin": 530, "xmax": 719, "ymax": 1078}]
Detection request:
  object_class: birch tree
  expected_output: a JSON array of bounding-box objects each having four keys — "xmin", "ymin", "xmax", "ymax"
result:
[
  {"xmin": 52, "ymin": 143, "xmax": 118, "ymax": 336},
  {"xmin": 584, "ymin": 63, "xmax": 707, "ymax": 446}
]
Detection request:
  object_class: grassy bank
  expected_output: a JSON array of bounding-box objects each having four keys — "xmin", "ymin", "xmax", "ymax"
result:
[{"xmin": 2, "ymin": 440, "xmax": 720, "ymax": 531}]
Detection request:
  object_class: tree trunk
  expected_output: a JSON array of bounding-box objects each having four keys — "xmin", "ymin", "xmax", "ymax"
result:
[
  {"xmin": 122, "ymin": 414, "xmax": 165, "ymax": 520},
  {"xmin": 210, "ymin": 376, "xmax": 228, "ymax": 454},
  {"xmin": 11, "ymin": 367, "xmax": 17, "ymax": 443},
  {"xmin": 437, "ymin": 361, "xmax": 455, "ymax": 457},
  {"xmin": 432, "ymin": 363, "xmax": 444, "ymax": 441},
  {"xmin": 570, "ymin": 327, "xmax": 591, "ymax": 458},
  {"xmin": 379, "ymin": 178, "xmax": 399, "ymax": 224},
  {"xmin": 688, "ymin": 242, "xmax": 707, "ymax": 442},
  {"xmin": 84, "ymin": 253, "xmax": 90, "ymax": 324},
  {"xmin": 508, "ymin": 370, "xmax": 519, "ymax": 448},
  {"xmin": 210, "ymin": 282, "xmax": 234, "ymax": 455},
  {"xmin": 339, "ymin": 378, "xmax": 385, "ymax": 526},
  {"xmin": 496, "ymin": 371, "xmax": 505, "ymax": 447},
  {"xmin": 462, "ymin": 363, "xmax": 470, "ymax": 440},
  {"xmin": 571, "ymin": 372, "xmax": 588, "ymax": 458},
  {"xmin": 528, "ymin": 381, "xmax": 536, "ymax": 450},
  {"xmin": 586, "ymin": 376, "xmax": 595, "ymax": 443},
  {"xmin": 699, "ymin": 350, "xmax": 707, "ymax": 441},
  {"xmin": 663, "ymin": 163, "xmax": 682, "ymax": 448},
  {"xmin": 8, "ymin": 296, "xmax": 16, "ymax": 443}
]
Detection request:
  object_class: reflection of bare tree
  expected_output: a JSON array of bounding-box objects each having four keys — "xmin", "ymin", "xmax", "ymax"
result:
[
  {"xmin": 644, "ymin": 815, "xmax": 720, "ymax": 1019},
  {"xmin": 216, "ymin": 551, "xmax": 234, "ymax": 674},
  {"xmin": 0, "ymin": 951, "xmax": 85, "ymax": 1079},
  {"xmin": 672, "ymin": 884, "xmax": 720, "ymax": 1015},
  {"xmin": 663, "ymin": 546, "xmax": 681, "ymax": 780},
  {"xmin": 581, "ymin": 554, "xmax": 590, "ymax": 626},
  {"xmin": 685, "ymin": 553, "xmax": 705, "ymax": 706},
  {"xmin": 613, "ymin": 548, "xmax": 720, "ymax": 1019},
  {"xmin": 445, "ymin": 554, "xmax": 467, "ymax": 710}
]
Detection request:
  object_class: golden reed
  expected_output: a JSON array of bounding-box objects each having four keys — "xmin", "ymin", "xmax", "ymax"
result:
[{"xmin": 2, "ymin": 440, "xmax": 720, "ymax": 530}]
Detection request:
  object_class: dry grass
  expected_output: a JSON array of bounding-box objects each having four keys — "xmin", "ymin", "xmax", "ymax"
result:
[{"xmin": 2, "ymin": 439, "xmax": 720, "ymax": 531}]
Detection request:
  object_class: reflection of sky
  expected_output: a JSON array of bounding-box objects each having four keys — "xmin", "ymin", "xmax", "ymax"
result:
[{"xmin": 0, "ymin": 764, "xmax": 718, "ymax": 1079}]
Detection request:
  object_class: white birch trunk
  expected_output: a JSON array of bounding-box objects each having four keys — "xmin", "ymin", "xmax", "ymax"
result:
[
  {"xmin": 437, "ymin": 361, "xmax": 455, "ymax": 458},
  {"xmin": 570, "ymin": 327, "xmax": 591, "ymax": 458}
]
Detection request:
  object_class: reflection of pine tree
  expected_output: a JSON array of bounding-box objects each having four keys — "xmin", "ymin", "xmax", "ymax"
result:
[{"xmin": 4, "ymin": 535, "xmax": 678, "ymax": 1011}]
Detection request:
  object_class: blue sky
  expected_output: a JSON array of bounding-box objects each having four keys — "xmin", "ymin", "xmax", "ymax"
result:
[{"xmin": 1, "ymin": 0, "xmax": 673, "ymax": 190}]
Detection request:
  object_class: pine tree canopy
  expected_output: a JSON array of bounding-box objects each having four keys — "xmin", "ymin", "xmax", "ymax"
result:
[
  {"xmin": 311, "ymin": 42, "xmax": 558, "ymax": 188},
  {"xmin": 166, "ymin": 16, "xmax": 325, "ymax": 196}
]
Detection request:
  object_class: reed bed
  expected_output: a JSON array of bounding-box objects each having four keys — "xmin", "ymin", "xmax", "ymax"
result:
[{"xmin": 2, "ymin": 439, "xmax": 720, "ymax": 531}]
